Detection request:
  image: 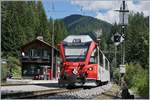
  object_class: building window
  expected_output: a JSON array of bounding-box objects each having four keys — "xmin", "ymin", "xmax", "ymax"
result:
[
  {"xmin": 25, "ymin": 52, "xmax": 29, "ymax": 57},
  {"xmin": 33, "ymin": 49, "xmax": 38, "ymax": 57},
  {"xmin": 29, "ymin": 49, "xmax": 34, "ymax": 57},
  {"xmin": 31, "ymin": 65, "xmax": 35, "ymax": 74},
  {"xmin": 37, "ymin": 49, "xmax": 42, "ymax": 57},
  {"xmin": 43, "ymin": 50, "xmax": 48, "ymax": 57},
  {"xmin": 43, "ymin": 50, "xmax": 50, "ymax": 60},
  {"xmin": 29, "ymin": 49, "xmax": 42, "ymax": 58}
]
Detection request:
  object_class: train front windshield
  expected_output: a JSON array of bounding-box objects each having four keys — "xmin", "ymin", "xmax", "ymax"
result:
[{"xmin": 64, "ymin": 45, "xmax": 88, "ymax": 62}]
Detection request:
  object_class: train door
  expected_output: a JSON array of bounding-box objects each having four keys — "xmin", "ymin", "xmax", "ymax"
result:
[
  {"xmin": 99, "ymin": 50, "xmax": 107, "ymax": 82},
  {"xmin": 97, "ymin": 47, "xmax": 100, "ymax": 80},
  {"xmin": 89, "ymin": 48, "xmax": 98, "ymax": 79},
  {"xmin": 105, "ymin": 59, "xmax": 108, "ymax": 81},
  {"xmin": 97, "ymin": 47, "xmax": 102, "ymax": 81},
  {"xmin": 101, "ymin": 55, "xmax": 107, "ymax": 82}
]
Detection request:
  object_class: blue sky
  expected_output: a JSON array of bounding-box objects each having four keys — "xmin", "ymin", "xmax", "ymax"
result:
[
  {"xmin": 42, "ymin": 0, "xmax": 149, "ymax": 23},
  {"xmin": 42, "ymin": 0, "xmax": 96, "ymax": 19}
]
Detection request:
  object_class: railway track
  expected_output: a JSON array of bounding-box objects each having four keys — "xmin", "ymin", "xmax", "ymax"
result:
[
  {"xmin": 1, "ymin": 87, "xmax": 81, "ymax": 99},
  {"xmin": 38, "ymin": 83, "xmax": 112, "ymax": 99},
  {"xmin": 2, "ymin": 83, "xmax": 113, "ymax": 99}
]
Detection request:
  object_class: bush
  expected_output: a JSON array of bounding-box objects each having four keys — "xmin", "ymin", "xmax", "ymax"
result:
[
  {"xmin": 134, "ymin": 69, "xmax": 149, "ymax": 98},
  {"xmin": 113, "ymin": 68, "xmax": 120, "ymax": 81},
  {"xmin": 1, "ymin": 62, "xmax": 8, "ymax": 81},
  {"xmin": 125, "ymin": 63, "xmax": 149, "ymax": 99},
  {"xmin": 7, "ymin": 56, "xmax": 21, "ymax": 78}
]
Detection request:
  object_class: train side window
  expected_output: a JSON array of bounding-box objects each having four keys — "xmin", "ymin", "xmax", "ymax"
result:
[
  {"xmin": 89, "ymin": 49, "xmax": 97, "ymax": 64},
  {"xmin": 99, "ymin": 51, "xmax": 103, "ymax": 66}
]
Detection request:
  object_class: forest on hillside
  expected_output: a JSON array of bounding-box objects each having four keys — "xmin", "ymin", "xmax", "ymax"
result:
[
  {"xmin": 63, "ymin": 14, "xmax": 112, "ymax": 35},
  {"xmin": 1, "ymin": 1, "xmax": 68, "ymax": 58}
]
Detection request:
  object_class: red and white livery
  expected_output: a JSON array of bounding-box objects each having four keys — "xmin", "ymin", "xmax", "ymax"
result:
[{"xmin": 58, "ymin": 35, "xmax": 110, "ymax": 86}]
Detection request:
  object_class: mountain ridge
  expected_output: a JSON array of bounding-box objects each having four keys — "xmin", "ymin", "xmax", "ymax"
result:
[{"xmin": 63, "ymin": 14, "xmax": 112, "ymax": 35}]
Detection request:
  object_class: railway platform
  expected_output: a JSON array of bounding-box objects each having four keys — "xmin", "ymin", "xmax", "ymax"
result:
[
  {"xmin": 1, "ymin": 79, "xmax": 61, "ymax": 99},
  {"xmin": 4, "ymin": 78, "xmax": 58, "ymax": 84}
]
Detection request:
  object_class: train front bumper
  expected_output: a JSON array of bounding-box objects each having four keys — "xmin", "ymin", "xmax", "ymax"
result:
[
  {"xmin": 58, "ymin": 73, "xmax": 80, "ymax": 85},
  {"xmin": 58, "ymin": 73, "xmax": 97, "ymax": 86}
]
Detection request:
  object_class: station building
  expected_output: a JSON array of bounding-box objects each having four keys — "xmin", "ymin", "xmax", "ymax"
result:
[{"xmin": 20, "ymin": 36, "xmax": 59, "ymax": 80}]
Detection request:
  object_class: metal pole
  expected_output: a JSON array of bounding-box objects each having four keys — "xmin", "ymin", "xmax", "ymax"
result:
[
  {"xmin": 51, "ymin": 0, "xmax": 55, "ymax": 80},
  {"xmin": 51, "ymin": 19, "xmax": 54, "ymax": 80},
  {"xmin": 115, "ymin": 45, "xmax": 117, "ymax": 67},
  {"xmin": 122, "ymin": 27, "xmax": 125, "ymax": 65},
  {"xmin": 122, "ymin": 0, "xmax": 125, "ymax": 65}
]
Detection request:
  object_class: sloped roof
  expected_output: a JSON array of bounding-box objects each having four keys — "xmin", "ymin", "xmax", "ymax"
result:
[{"xmin": 21, "ymin": 38, "xmax": 58, "ymax": 51}]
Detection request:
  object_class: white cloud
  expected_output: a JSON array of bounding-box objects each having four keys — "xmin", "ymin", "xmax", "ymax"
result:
[
  {"xmin": 128, "ymin": 1, "xmax": 150, "ymax": 16},
  {"xmin": 71, "ymin": 0, "xmax": 150, "ymax": 24},
  {"xmin": 95, "ymin": 10, "xmax": 119, "ymax": 24},
  {"xmin": 71, "ymin": 0, "xmax": 115, "ymax": 11}
]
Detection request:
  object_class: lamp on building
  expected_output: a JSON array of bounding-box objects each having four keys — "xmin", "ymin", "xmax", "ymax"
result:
[{"xmin": 22, "ymin": 52, "xmax": 25, "ymax": 56}]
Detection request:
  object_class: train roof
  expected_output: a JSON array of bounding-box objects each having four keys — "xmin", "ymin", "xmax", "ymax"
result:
[{"xmin": 63, "ymin": 35, "xmax": 93, "ymax": 43}]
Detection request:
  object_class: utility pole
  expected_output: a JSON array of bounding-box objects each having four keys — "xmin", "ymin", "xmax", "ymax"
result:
[
  {"xmin": 51, "ymin": 0, "xmax": 55, "ymax": 80},
  {"xmin": 122, "ymin": 0, "xmax": 126, "ymax": 65},
  {"xmin": 115, "ymin": 0, "xmax": 129, "ymax": 65},
  {"xmin": 115, "ymin": 1, "xmax": 132, "ymax": 98},
  {"xmin": 114, "ymin": 45, "xmax": 117, "ymax": 68}
]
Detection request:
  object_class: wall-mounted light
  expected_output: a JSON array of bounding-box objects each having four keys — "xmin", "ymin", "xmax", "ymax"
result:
[{"xmin": 22, "ymin": 52, "xmax": 25, "ymax": 56}]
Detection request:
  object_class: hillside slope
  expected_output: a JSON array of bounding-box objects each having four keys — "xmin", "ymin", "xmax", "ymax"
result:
[{"xmin": 63, "ymin": 14, "xmax": 112, "ymax": 35}]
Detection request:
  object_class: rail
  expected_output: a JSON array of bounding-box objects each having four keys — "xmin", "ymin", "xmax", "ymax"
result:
[{"xmin": 1, "ymin": 88, "xmax": 81, "ymax": 99}]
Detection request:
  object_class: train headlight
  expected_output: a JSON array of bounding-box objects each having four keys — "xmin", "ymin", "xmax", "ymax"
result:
[
  {"xmin": 72, "ymin": 68, "xmax": 78, "ymax": 74},
  {"xmin": 88, "ymin": 67, "xmax": 93, "ymax": 71}
]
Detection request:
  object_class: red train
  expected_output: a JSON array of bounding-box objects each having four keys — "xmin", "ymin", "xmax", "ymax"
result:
[{"xmin": 58, "ymin": 35, "xmax": 110, "ymax": 87}]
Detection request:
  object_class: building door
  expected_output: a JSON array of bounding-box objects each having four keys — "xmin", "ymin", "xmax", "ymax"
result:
[{"xmin": 41, "ymin": 66, "xmax": 49, "ymax": 80}]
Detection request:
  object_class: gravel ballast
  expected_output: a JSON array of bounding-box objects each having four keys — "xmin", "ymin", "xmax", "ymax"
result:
[{"xmin": 46, "ymin": 83, "xmax": 112, "ymax": 99}]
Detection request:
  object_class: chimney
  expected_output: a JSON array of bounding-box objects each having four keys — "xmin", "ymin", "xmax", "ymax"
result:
[{"xmin": 37, "ymin": 36, "xmax": 43, "ymax": 41}]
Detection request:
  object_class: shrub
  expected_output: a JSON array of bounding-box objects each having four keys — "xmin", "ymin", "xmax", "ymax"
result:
[
  {"xmin": 1, "ymin": 62, "xmax": 8, "ymax": 81},
  {"xmin": 125, "ymin": 63, "xmax": 149, "ymax": 99},
  {"xmin": 113, "ymin": 68, "xmax": 120, "ymax": 84},
  {"xmin": 7, "ymin": 56, "xmax": 21, "ymax": 78}
]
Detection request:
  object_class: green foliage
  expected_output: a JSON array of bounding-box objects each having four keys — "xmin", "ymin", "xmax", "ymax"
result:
[
  {"xmin": 109, "ymin": 12, "xmax": 149, "ymax": 69},
  {"xmin": 113, "ymin": 68, "xmax": 120, "ymax": 81},
  {"xmin": 125, "ymin": 63, "xmax": 149, "ymax": 98},
  {"xmin": 126, "ymin": 12, "xmax": 149, "ymax": 69},
  {"xmin": 110, "ymin": 12, "xmax": 149, "ymax": 99},
  {"xmin": 63, "ymin": 14, "xmax": 112, "ymax": 35},
  {"xmin": 36, "ymin": 1, "xmax": 50, "ymax": 42},
  {"xmin": 49, "ymin": 19, "xmax": 69, "ymax": 45},
  {"xmin": 2, "ymin": 1, "xmax": 69, "ymax": 57},
  {"xmin": 7, "ymin": 56, "xmax": 21, "ymax": 77},
  {"xmin": 1, "ymin": 1, "xmax": 52, "ymax": 57},
  {"xmin": 1, "ymin": 62, "xmax": 8, "ymax": 81}
]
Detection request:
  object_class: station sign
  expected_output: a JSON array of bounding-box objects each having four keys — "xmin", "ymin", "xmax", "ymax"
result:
[{"xmin": 119, "ymin": 64, "xmax": 126, "ymax": 74}]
